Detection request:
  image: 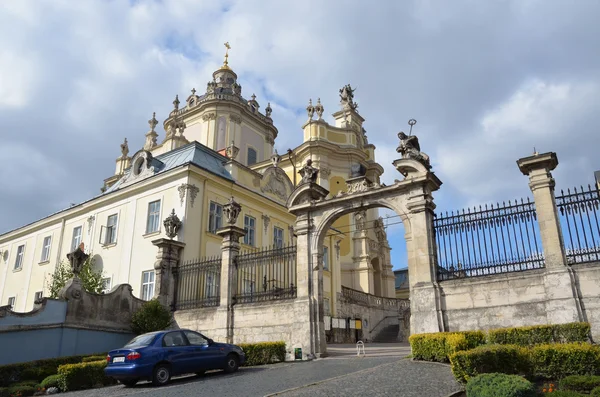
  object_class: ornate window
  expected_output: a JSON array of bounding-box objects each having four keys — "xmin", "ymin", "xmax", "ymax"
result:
[
  {"xmin": 146, "ymin": 200, "xmax": 161, "ymax": 234},
  {"xmin": 40, "ymin": 236, "xmax": 52, "ymax": 263},
  {"xmin": 70, "ymin": 227, "xmax": 82, "ymax": 252},
  {"xmin": 274, "ymin": 227, "xmax": 284, "ymax": 248},
  {"xmin": 247, "ymin": 147, "xmax": 257, "ymax": 166},
  {"xmin": 208, "ymin": 201, "xmax": 223, "ymax": 233},
  {"xmin": 141, "ymin": 270, "xmax": 155, "ymax": 301},
  {"xmin": 244, "ymin": 215, "xmax": 256, "ymax": 246},
  {"xmin": 14, "ymin": 245, "xmax": 25, "ymax": 270}
]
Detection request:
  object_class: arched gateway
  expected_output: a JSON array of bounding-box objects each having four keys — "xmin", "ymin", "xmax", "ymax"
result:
[{"xmin": 287, "ymin": 135, "xmax": 444, "ymax": 358}]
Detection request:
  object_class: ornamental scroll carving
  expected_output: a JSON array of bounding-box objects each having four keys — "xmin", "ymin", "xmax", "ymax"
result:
[
  {"xmin": 229, "ymin": 114, "xmax": 242, "ymax": 124},
  {"xmin": 202, "ymin": 112, "xmax": 216, "ymax": 121},
  {"xmin": 178, "ymin": 183, "xmax": 200, "ymax": 208}
]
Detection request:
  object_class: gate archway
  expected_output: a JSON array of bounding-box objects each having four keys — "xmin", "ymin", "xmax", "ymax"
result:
[{"xmin": 287, "ymin": 151, "xmax": 444, "ymax": 359}]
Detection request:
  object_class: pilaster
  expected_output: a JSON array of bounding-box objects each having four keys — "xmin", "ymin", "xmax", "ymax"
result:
[{"xmin": 152, "ymin": 238, "xmax": 186, "ymax": 309}]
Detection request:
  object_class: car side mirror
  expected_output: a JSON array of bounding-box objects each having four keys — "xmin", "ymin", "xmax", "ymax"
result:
[{"xmin": 207, "ymin": 338, "xmax": 214, "ymax": 345}]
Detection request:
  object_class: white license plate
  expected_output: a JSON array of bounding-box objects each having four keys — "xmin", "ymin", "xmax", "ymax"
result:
[{"xmin": 113, "ymin": 357, "xmax": 125, "ymax": 363}]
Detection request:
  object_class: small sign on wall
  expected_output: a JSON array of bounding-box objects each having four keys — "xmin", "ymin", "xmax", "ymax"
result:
[
  {"xmin": 356, "ymin": 319, "xmax": 362, "ymax": 330},
  {"xmin": 349, "ymin": 319, "xmax": 356, "ymax": 329}
]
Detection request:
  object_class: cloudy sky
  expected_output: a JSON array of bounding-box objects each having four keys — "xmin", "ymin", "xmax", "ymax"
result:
[{"xmin": 1, "ymin": 0, "xmax": 599, "ymax": 269}]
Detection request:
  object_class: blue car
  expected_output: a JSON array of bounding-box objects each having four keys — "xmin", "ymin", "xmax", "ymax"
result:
[{"xmin": 104, "ymin": 329, "xmax": 246, "ymax": 387}]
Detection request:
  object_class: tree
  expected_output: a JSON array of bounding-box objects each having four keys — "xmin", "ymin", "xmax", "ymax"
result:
[
  {"xmin": 130, "ymin": 299, "xmax": 173, "ymax": 335},
  {"xmin": 47, "ymin": 254, "xmax": 105, "ymax": 298}
]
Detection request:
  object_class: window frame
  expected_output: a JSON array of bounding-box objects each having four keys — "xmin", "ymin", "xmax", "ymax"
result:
[
  {"xmin": 141, "ymin": 270, "xmax": 155, "ymax": 301},
  {"xmin": 7, "ymin": 297, "xmax": 15, "ymax": 309},
  {"xmin": 243, "ymin": 215, "xmax": 256, "ymax": 246},
  {"xmin": 323, "ymin": 246, "xmax": 329, "ymax": 271},
  {"xmin": 14, "ymin": 245, "xmax": 25, "ymax": 270},
  {"xmin": 247, "ymin": 147, "xmax": 257, "ymax": 166},
  {"xmin": 146, "ymin": 200, "xmax": 161, "ymax": 234},
  {"xmin": 102, "ymin": 277, "xmax": 112, "ymax": 294},
  {"xmin": 34, "ymin": 291, "xmax": 43, "ymax": 303},
  {"xmin": 40, "ymin": 236, "xmax": 52, "ymax": 263},
  {"xmin": 208, "ymin": 201, "xmax": 223, "ymax": 233},
  {"xmin": 274, "ymin": 226, "xmax": 284, "ymax": 248},
  {"xmin": 105, "ymin": 213, "xmax": 119, "ymax": 245}
]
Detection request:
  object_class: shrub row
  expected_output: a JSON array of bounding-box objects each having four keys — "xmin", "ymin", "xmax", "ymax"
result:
[
  {"xmin": 466, "ymin": 373, "xmax": 536, "ymax": 397},
  {"xmin": 57, "ymin": 360, "xmax": 116, "ymax": 392},
  {"xmin": 408, "ymin": 331, "xmax": 486, "ymax": 362},
  {"xmin": 488, "ymin": 322, "xmax": 591, "ymax": 346},
  {"xmin": 238, "ymin": 342, "xmax": 286, "ymax": 366},
  {"xmin": 451, "ymin": 342, "xmax": 600, "ymax": 383},
  {"xmin": 0, "ymin": 383, "xmax": 41, "ymax": 397}
]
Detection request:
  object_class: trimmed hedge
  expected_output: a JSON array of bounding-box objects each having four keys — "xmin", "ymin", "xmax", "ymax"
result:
[
  {"xmin": 559, "ymin": 375, "xmax": 600, "ymax": 393},
  {"xmin": 57, "ymin": 360, "xmax": 116, "ymax": 392},
  {"xmin": 238, "ymin": 342, "xmax": 286, "ymax": 366},
  {"xmin": 40, "ymin": 374, "xmax": 61, "ymax": 390},
  {"xmin": 82, "ymin": 355, "xmax": 107, "ymax": 363},
  {"xmin": 450, "ymin": 344, "xmax": 530, "ymax": 383},
  {"xmin": 548, "ymin": 392, "xmax": 588, "ymax": 397},
  {"xmin": 409, "ymin": 331, "xmax": 486, "ymax": 363},
  {"xmin": 465, "ymin": 373, "xmax": 536, "ymax": 397},
  {"xmin": 530, "ymin": 343, "xmax": 600, "ymax": 379},
  {"xmin": 0, "ymin": 385, "xmax": 38, "ymax": 397},
  {"xmin": 0, "ymin": 355, "xmax": 86, "ymax": 387},
  {"xmin": 487, "ymin": 322, "xmax": 590, "ymax": 346}
]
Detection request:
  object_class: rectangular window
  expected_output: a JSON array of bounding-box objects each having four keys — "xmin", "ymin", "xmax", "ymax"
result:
[
  {"xmin": 205, "ymin": 272, "xmax": 217, "ymax": 298},
  {"xmin": 34, "ymin": 291, "xmax": 43, "ymax": 303},
  {"xmin": 244, "ymin": 215, "xmax": 256, "ymax": 246},
  {"xmin": 71, "ymin": 226, "xmax": 82, "ymax": 252},
  {"xmin": 14, "ymin": 245, "xmax": 25, "ymax": 270},
  {"xmin": 208, "ymin": 201, "xmax": 223, "ymax": 233},
  {"xmin": 243, "ymin": 279, "xmax": 255, "ymax": 295},
  {"xmin": 141, "ymin": 271, "xmax": 155, "ymax": 301},
  {"xmin": 146, "ymin": 200, "xmax": 161, "ymax": 234},
  {"xmin": 41, "ymin": 236, "xmax": 52, "ymax": 263},
  {"xmin": 323, "ymin": 297, "xmax": 330, "ymax": 315},
  {"xmin": 323, "ymin": 246, "xmax": 329, "ymax": 271},
  {"xmin": 7, "ymin": 297, "xmax": 15, "ymax": 309},
  {"xmin": 247, "ymin": 147, "xmax": 257, "ymax": 166},
  {"xmin": 274, "ymin": 227, "xmax": 284, "ymax": 248},
  {"xmin": 106, "ymin": 214, "xmax": 118, "ymax": 244},
  {"xmin": 102, "ymin": 277, "xmax": 112, "ymax": 294}
]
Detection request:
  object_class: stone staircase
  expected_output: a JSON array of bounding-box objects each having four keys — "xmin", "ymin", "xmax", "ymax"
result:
[{"xmin": 371, "ymin": 324, "xmax": 400, "ymax": 343}]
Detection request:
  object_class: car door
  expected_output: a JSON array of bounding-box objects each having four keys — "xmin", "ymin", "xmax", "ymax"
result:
[
  {"xmin": 183, "ymin": 331, "xmax": 224, "ymax": 370},
  {"xmin": 162, "ymin": 331, "xmax": 192, "ymax": 375}
]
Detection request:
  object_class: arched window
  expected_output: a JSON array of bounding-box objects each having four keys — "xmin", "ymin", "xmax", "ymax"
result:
[{"xmin": 247, "ymin": 147, "xmax": 257, "ymax": 166}]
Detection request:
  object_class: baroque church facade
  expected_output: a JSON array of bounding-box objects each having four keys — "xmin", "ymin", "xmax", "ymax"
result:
[{"xmin": 0, "ymin": 48, "xmax": 396, "ymax": 315}]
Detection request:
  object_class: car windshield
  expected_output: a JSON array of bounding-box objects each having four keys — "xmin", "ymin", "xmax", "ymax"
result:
[{"xmin": 124, "ymin": 332, "xmax": 159, "ymax": 348}]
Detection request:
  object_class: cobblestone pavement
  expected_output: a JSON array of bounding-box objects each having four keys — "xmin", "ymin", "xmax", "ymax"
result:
[{"xmin": 62, "ymin": 346, "xmax": 460, "ymax": 397}]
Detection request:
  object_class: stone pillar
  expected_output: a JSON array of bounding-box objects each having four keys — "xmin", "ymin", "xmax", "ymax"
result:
[
  {"xmin": 216, "ymin": 197, "xmax": 246, "ymax": 344},
  {"xmin": 406, "ymin": 189, "xmax": 444, "ymax": 334},
  {"xmin": 517, "ymin": 152, "xmax": 583, "ymax": 324},
  {"xmin": 352, "ymin": 210, "xmax": 374, "ymax": 293},
  {"xmin": 152, "ymin": 238, "xmax": 186, "ymax": 309}
]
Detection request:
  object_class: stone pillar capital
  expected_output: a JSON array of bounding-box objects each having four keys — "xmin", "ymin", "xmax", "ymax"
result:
[{"xmin": 216, "ymin": 225, "xmax": 246, "ymax": 248}]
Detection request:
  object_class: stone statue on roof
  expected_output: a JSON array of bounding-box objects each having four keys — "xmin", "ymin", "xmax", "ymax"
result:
[
  {"xmin": 397, "ymin": 132, "xmax": 431, "ymax": 169},
  {"xmin": 299, "ymin": 159, "xmax": 319, "ymax": 185},
  {"xmin": 339, "ymin": 84, "xmax": 358, "ymax": 111}
]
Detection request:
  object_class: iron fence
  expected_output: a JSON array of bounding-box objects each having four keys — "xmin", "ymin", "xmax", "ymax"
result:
[
  {"xmin": 434, "ymin": 198, "xmax": 545, "ymax": 281},
  {"xmin": 556, "ymin": 185, "xmax": 600, "ymax": 264},
  {"xmin": 174, "ymin": 256, "xmax": 221, "ymax": 310},
  {"xmin": 235, "ymin": 244, "xmax": 297, "ymax": 304}
]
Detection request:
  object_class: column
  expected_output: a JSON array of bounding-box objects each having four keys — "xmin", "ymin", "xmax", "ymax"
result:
[
  {"xmin": 152, "ymin": 238, "xmax": 186, "ymax": 309},
  {"xmin": 517, "ymin": 152, "xmax": 583, "ymax": 324},
  {"xmin": 216, "ymin": 197, "xmax": 246, "ymax": 344}
]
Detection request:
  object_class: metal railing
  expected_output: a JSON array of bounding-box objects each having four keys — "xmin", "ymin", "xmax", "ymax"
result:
[
  {"xmin": 434, "ymin": 198, "xmax": 545, "ymax": 281},
  {"xmin": 235, "ymin": 244, "xmax": 297, "ymax": 304},
  {"xmin": 174, "ymin": 256, "xmax": 221, "ymax": 310},
  {"xmin": 556, "ymin": 185, "xmax": 600, "ymax": 264}
]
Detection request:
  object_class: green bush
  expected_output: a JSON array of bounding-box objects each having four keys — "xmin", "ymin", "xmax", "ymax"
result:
[
  {"xmin": 82, "ymin": 355, "xmax": 107, "ymax": 363},
  {"xmin": 465, "ymin": 373, "xmax": 536, "ymax": 397},
  {"xmin": 591, "ymin": 386, "xmax": 600, "ymax": 396},
  {"xmin": 0, "ymin": 355, "xmax": 88, "ymax": 387},
  {"xmin": 130, "ymin": 299, "xmax": 172, "ymax": 335},
  {"xmin": 559, "ymin": 375, "xmax": 600, "ymax": 393},
  {"xmin": 450, "ymin": 344, "xmax": 530, "ymax": 384},
  {"xmin": 238, "ymin": 342, "xmax": 286, "ymax": 366},
  {"xmin": 548, "ymin": 392, "xmax": 588, "ymax": 397},
  {"xmin": 57, "ymin": 360, "xmax": 116, "ymax": 392},
  {"xmin": 0, "ymin": 385, "xmax": 38, "ymax": 397},
  {"xmin": 40, "ymin": 374, "xmax": 62, "ymax": 390},
  {"xmin": 410, "ymin": 331, "xmax": 486, "ymax": 363},
  {"xmin": 487, "ymin": 322, "xmax": 590, "ymax": 346},
  {"xmin": 530, "ymin": 343, "xmax": 600, "ymax": 379}
]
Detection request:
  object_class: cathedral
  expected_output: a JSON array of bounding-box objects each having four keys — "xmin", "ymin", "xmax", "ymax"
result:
[{"xmin": 0, "ymin": 45, "xmax": 396, "ymax": 315}]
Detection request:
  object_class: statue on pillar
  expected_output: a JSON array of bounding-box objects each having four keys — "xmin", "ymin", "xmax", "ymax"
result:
[
  {"xmin": 163, "ymin": 209, "xmax": 182, "ymax": 239},
  {"xmin": 223, "ymin": 196, "xmax": 242, "ymax": 225},
  {"xmin": 354, "ymin": 210, "xmax": 367, "ymax": 231},
  {"xmin": 397, "ymin": 132, "xmax": 431, "ymax": 170},
  {"xmin": 299, "ymin": 159, "xmax": 319, "ymax": 185},
  {"xmin": 339, "ymin": 84, "xmax": 358, "ymax": 111},
  {"xmin": 67, "ymin": 242, "xmax": 89, "ymax": 277}
]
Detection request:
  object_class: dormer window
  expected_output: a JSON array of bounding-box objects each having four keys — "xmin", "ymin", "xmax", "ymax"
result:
[
  {"xmin": 134, "ymin": 158, "xmax": 145, "ymax": 176},
  {"xmin": 247, "ymin": 148, "xmax": 257, "ymax": 166}
]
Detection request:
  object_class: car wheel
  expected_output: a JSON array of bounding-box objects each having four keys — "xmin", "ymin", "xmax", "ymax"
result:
[
  {"xmin": 120, "ymin": 379, "xmax": 138, "ymax": 387},
  {"xmin": 195, "ymin": 370, "xmax": 206, "ymax": 377},
  {"xmin": 152, "ymin": 364, "xmax": 171, "ymax": 386},
  {"xmin": 224, "ymin": 354, "xmax": 239, "ymax": 373}
]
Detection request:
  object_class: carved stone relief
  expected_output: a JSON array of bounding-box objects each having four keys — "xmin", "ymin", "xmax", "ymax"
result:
[
  {"xmin": 202, "ymin": 112, "xmax": 216, "ymax": 121},
  {"xmin": 229, "ymin": 114, "xmax": 242, "ymax": 124},
  {"xmin": 262, "ymin": 214, "xmax": 270, "ymax": 233},
  {"xmin": 178, "ymin": 183, "xmax": 200, "ymax": 208}
]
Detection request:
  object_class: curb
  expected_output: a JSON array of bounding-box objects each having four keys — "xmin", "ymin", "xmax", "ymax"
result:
[{"xmin": 445, "ymin": 390, "xmax": 465, "ymax": 397}]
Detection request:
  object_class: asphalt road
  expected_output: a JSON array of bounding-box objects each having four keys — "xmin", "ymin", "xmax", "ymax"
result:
[{"xmin": 62, "ymin": 346, "xmax": 461, "ymax": 397}]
